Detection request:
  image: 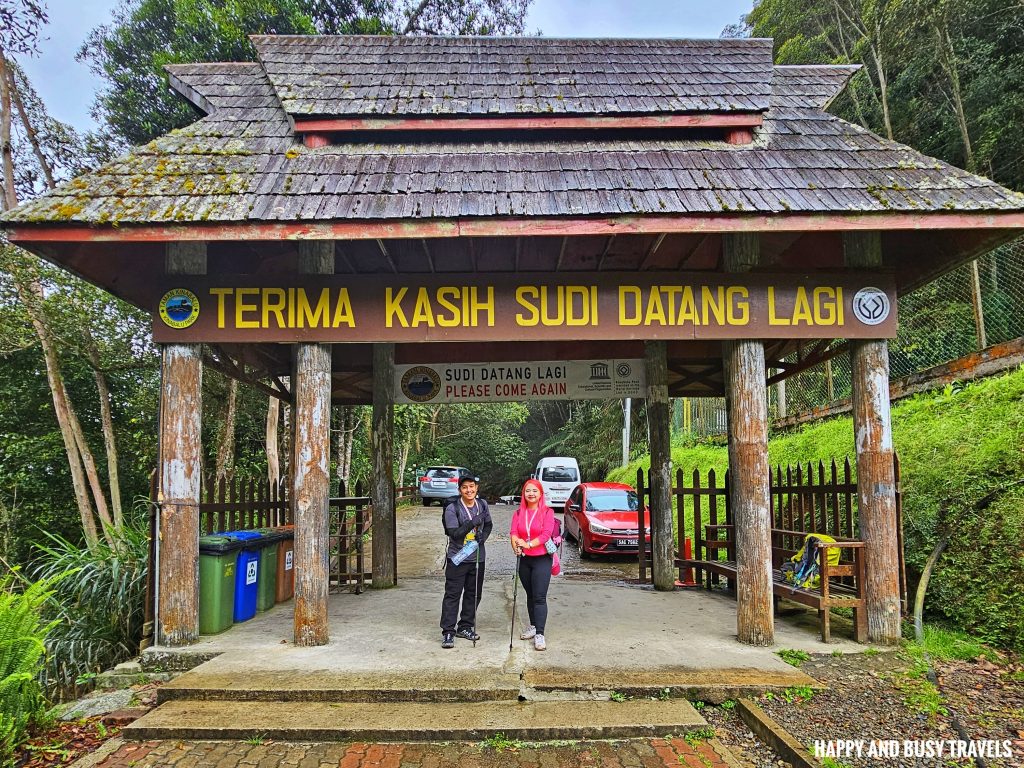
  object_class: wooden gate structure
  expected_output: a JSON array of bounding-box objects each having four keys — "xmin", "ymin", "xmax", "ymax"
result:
[{"xmin": 4, "ymin": 36, "xmax": 1024, "ymax": 649}]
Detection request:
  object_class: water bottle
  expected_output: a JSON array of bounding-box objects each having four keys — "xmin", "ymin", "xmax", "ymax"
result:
[{"xmin": 451, "ymin": 539, "xmax": 478, "ymax": 565}]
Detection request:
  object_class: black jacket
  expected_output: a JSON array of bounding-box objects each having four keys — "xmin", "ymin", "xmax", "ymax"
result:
[{"xmin": 442, "ymin": 498, "xmax": 493, "ymax": 562}]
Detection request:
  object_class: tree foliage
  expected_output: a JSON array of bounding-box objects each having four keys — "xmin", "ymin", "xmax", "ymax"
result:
[
  {"xmin": 80, "ymin": 0, "xmax": 532, "ymax": 147},
  {"xmin": 741, "ymin": 0, "xmax": 1024, "ymax": 190}
]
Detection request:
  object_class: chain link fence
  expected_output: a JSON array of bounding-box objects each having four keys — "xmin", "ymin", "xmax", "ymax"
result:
[{"xmin": 679, "ymin": 237, "xmax": 1024, "ymax": 435}]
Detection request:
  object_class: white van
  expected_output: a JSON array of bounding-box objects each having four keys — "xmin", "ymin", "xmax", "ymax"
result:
[{"xmin": 533, "ymin": 457, "xmax": 580, "ymax": 510}]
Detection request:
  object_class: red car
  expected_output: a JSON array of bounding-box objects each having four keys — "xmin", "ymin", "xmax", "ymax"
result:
[{"xmin": 564, "ymin": 482, "xmax": 651, "ymax": 558}]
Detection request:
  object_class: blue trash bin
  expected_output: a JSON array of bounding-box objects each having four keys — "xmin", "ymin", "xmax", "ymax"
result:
[{"xmin": 223, "ymin": 530, "xmax": 262, "ymax": 622}]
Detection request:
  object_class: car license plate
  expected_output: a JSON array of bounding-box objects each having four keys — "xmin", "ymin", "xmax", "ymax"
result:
[
  {"xmin": 431, "ymin": 480, "xmax": 447, "ymax": 487},
  {"xmin": 617, "ymin": 538, "xmax": 639, "ymax": 547}
]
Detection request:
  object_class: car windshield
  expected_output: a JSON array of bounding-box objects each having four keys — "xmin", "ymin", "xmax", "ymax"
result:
[
  {"xmin": 541, "ymin": 466, "xmax": 578, "ymax": 482},
  {"xmin": 586, "ymin": 489, "xmax": 639, "ymax": 512}
]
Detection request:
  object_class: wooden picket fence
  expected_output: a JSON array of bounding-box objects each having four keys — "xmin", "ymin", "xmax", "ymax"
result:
[{"xmin": 198, "ymin": 475, "xmax": 290, "ymax": 534}]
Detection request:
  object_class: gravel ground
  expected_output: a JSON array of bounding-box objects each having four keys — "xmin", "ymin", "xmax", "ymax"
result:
[
  {"xmin": 750, "ymin": 649, "xmax": 1024, "ymax": 768},
  {"xmin": 703, "ymin": 703, "xmax": 788, "ymax": 768}
]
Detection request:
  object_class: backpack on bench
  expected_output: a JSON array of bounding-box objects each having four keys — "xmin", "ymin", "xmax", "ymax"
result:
[{"xmin": 781, "ymin": 533, "xmax": 840, "ymax": 590}]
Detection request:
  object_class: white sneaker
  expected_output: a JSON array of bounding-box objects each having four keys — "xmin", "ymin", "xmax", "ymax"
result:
[
  {"xmin": 534, "ymin": 633, "xmax": 546, "ymax": 651},
  {"xmin": 520, "ymin": 625, "xmax": 537, "ymax": 640}
]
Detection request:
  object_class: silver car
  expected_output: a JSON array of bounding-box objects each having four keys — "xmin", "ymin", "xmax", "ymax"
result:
[{"xmin": 418, "ymin": 466, "xmax": 471, "ymax": 506}]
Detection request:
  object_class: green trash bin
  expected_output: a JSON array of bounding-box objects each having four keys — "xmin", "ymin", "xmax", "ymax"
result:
[
  {"xmin": 198, "ymin": 535, "xmax": 242, "ymax": 634},
  {"xmin": 255, "ymin": 529, "xmax": 280, "ymax": 612}
]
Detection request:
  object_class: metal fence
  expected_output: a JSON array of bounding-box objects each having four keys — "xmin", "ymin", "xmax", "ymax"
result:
[{"xmin": 678, "ymin": 238, "xmax": 1024, "ymax": 434}]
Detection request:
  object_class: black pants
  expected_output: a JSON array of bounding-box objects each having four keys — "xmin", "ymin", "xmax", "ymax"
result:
[
  {"xmin": 440, "ymin": 558, "xmax": 485, "ymax": 633},
  {"xmin": 518, "ymin": 554, "xmax": 552, "ymax": 634}
]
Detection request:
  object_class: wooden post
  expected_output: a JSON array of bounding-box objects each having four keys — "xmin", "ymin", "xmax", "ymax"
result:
[
  {"xmin": 293, "ymin": 242, "xmax": 333, "ymax": 646},
  {"xmin": 845, "ymin": 231, "xmax": 902, "ymax": 644},
  {"xmin": 644, "ymin": 340, "xmax": 674, "ymax": 591},
  {"xmin": 371, "ymin": 343, "xmax": 396, "ymax": 588},
  {"xmin": 157, "ymin": 242, "xmax": 205, "ymax": 647},
  {"xmin": 721, "ymin": 233, "xmax": 774, "ymax": 646}
]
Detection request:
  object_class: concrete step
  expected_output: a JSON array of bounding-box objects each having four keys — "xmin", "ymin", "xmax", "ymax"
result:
[
  {"xmin": 125, "ymin": 699, "xmax": 708, "ymax": 742},
  {"xmin": 157, "ymin": 670, "xmax": 522, "ymax": 704}
]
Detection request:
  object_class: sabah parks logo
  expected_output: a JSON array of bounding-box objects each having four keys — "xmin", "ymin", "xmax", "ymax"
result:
[
  {"xmin": 401, "ymin": 366, "xmax": 441, "ymax": 402},
  {"xmin": 852, "ymin": 287, "xmax": 891, "ymax": 326},
  {"xmin": 158, "ymin": 289, "xmax": 200, "ymax": 329}
]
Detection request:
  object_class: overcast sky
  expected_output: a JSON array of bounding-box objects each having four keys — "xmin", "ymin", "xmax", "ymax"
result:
[{"xmin": 19, "ymin": 0, "xmax": 755, "ymax": 134}]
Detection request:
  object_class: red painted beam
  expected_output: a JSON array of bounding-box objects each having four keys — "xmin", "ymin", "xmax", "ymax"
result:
[
  {"xmin": 292, "ymin": 113, "xmax": 764, "ymax": 133},
  {"xmin": 7, "ymin": 211, "xmax": 1024, "ymax": 244}
]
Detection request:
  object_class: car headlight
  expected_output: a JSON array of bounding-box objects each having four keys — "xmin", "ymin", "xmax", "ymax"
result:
[{"xmin": 589, "ymin": 521, "xmax": 611, "ymax": 534}]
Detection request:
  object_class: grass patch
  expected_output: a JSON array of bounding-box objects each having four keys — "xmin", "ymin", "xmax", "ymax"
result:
[
  {"xmin": 609, "ymin": 690, "xmax": 630, "ymax": 702},
  {"xmin": 481, "ymin": 733, "xmax": 524, "ymax": 752},
  {"xmin": 683, "ymin": 726, "xmax": 716, "ymax": 746},
  {"xmin": 719, "ymin": 699, "xmax": 736, "ymax": 711},
  {"xmin": 777, "ymin": 648, "xmax": 811, "ymax": 667},
  {"xmin": 917, "ymin": 624, "xmax": 999, "ymax": 662},
  {"xmin": 891, "ymin": 645, "xmax": 948, "ymax": 719},
  {"xmin": 780, "ymin": 685, "xmax": 815, "ymax": 704}
]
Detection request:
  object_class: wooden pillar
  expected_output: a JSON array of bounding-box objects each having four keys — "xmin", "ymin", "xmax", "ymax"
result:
[
  {"xmin": 644, "ymin": 341, "xmax": 674, "ymax": 591},
  {"xmin": 157, "ymin": 242, "xmax": 205, "ymax": 646},
  {"xmin": 845, "ymin": 231, "xmax": 901, "ymax": 644},
  {"xmin": 293, "ymin": 242, "xmax": 333, "ymax": 646},
  {"xmin": 722, "ymin": 233, "xmax": 774, "ymax": 646},
  {"xmin": 371, "ymin": 343, "xmax": 396, "ymax": 588}
]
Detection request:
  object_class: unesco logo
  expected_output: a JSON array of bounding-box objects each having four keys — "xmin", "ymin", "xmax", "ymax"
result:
[
  {"xmin": 852, "ymin": 287, "xmax": 890, "ymax": 326},
  {"xmin": 616, "ymin": 363, "xmax": 632, "ymax": 378}
]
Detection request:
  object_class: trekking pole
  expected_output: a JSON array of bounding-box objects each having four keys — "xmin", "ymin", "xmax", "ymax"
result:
[
  {"xmin": 472, "ymin": 535, "xmax": 480, "ymax": 648},
  {"xmin": 509, "ymin": 554, "xmax": 520, "ymax": 651}
]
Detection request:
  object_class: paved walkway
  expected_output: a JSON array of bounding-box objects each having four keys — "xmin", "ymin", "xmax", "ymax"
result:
[{"xmin": 95, "ymin": 736, "xmax": 737, "ymax": 768}]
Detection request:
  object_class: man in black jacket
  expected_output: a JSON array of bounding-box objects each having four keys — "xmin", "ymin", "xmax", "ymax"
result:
[{"xmin": 439, "ymin": 475, "xmax": 493, "ymax": 648}]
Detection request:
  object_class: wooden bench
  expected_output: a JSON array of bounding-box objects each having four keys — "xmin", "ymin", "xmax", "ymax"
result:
[{"xmin": 680, "ymin": 524, "xmax": 867, "ymax": 643}]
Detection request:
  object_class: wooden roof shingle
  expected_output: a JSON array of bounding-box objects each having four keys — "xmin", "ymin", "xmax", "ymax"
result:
[{"xmin": 4, "ymin": 39, "xmax": 1024, "ymax": 229}]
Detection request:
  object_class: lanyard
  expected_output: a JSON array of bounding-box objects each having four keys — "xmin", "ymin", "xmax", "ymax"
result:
[
  {"xmin": 460, "ymin": 499, "xmax": 477, "ymax": 523},
  {"xmin": 524, "ymin": 508, "xmax": 538, "ymax": 538}
]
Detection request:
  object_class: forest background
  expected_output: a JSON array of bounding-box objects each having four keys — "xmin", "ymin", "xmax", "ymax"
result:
[{"xmin": 0, "ymin": 0, "xmax": 1023, "ymax": 694}]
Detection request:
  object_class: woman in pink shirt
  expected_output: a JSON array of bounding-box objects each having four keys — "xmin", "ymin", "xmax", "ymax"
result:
[{"xmin": 509, "ymin": 478, "xmax": 556, "ymax": 650}]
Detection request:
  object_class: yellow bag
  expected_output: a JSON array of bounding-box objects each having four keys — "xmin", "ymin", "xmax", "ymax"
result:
[{"xmin": 785, "ymin": 533, "xmax": 840, "ymax": 589}]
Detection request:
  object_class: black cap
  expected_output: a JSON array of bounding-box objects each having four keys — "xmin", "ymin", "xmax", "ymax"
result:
[{"xmin": 458, "ymin": 475, "xmax": 480, "ymax": 487}]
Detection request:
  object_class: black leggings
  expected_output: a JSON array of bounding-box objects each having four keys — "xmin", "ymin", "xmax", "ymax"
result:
[{"xmin": 518, "ymin": 554, "xmax": 552, "ymax": 634}]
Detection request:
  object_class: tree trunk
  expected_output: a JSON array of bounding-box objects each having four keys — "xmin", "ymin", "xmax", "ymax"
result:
[
  {"xmin": 371, "ymin": 344, "xmax": 396, "ymax": 589},
  {"xmin": 292, "ymin": 243, "xmax": 333, "ymax": 646},
  {"xmin": 0, "ymin": 53, "xmax": 17, "ymax": 209},
  {"xmin": 722, "ymin": 233, "xmax": 774, "ymax": 646},
  {"xmin": 845, "ymin": 231, "xmax": 902, "ymax": 644},
  {"xmin": 644, "ymin": 341, "xmax": 674, "ymax": 591},
  {"xmin": 84, "ymin": 335, "xmax": 123, "ymax": 528},
  {"xmin": 11, "ymin": 272, "xmax": 100, "ymax": 547},
  {"xmin": 214, "ymin": 377, "xmax": 238, "ymax": 484},
  {"xmin": 266, "ymin": 392, "xmax": 280, "ymax": 487}
]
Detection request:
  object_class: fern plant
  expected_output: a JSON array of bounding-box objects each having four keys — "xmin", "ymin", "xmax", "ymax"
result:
[
  {"xmin": 33, "ymin": 511, "xmax": 149, "ymax": 695},
  {"xmin": 0, "ymin": 571, "xmax": 58, "ymax": 766}
]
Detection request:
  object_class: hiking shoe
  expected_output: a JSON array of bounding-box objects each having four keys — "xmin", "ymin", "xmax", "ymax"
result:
[
  {"xmin": 520, "ymin": 625, "xmax": 537, "ymax": 640},
  {"xmin": 455, "ymin": 628, "xmax": 480, "ymax": 641},
  {"xmin": 441, "ymin": 632, "xmax": 455, "ymax": 649},
  {"xmin": 534, "ymin": 633, "xmax": 546, "ymax": 651}
]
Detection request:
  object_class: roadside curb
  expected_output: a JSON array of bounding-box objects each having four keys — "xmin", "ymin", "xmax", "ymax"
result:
[{"xmin": 737, "ymin": 697, "xmax": 820, "ymax": 768}]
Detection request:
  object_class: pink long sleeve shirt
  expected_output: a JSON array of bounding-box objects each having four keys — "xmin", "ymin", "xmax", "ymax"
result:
[{"xmin": 509, "ymin": 505, "xmax": 555, "ymax": 557}]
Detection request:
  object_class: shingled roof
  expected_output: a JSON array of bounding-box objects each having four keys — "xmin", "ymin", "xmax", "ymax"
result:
[
  {"xmin": 250, "ymin": 35, "xmax": 775, "ymax": 117},
  {"xmin": 4, "ymin": 36, "xmax": 1024, "ymax": 228}
]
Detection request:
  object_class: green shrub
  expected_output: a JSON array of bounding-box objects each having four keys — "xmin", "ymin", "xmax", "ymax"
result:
[
  {"xmin": 33, "ymin": 512, "xmax": 149, "ymax": 696},
  {"xmin": 0, "ymin": 571, "xmax": 58, "ymax": 766}
]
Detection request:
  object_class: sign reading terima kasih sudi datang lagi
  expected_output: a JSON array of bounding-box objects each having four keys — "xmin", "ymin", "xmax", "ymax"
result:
[{"xmin": 152, "ymin": 272, "xmax": 897, "ymax": 343}]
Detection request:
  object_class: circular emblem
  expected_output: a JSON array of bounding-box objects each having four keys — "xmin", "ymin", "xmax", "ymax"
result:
[
  {"xmin": 158, "ymin": 289, "xmax": 200, "ymax": 329},
  {"xmin": 616, "ymin": 362, "xmax": 633, "ymax": 378},
  {"xmin": 852, "ymin": 287, "xmax": 891, "ymax": 326},
  {"xmin": 401, "ymin": 366, "xmax": 441, "ymax": 403}
]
